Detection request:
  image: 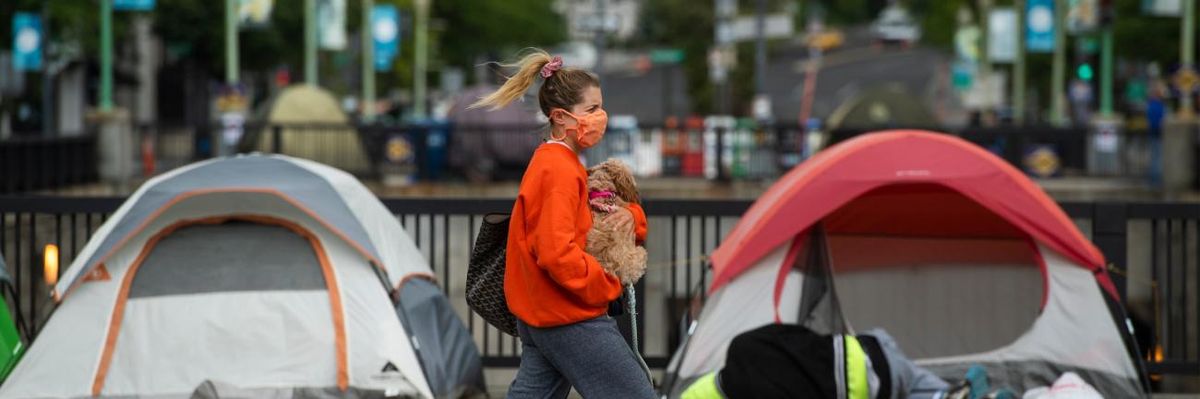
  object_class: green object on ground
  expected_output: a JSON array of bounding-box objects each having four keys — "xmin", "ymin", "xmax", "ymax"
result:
[{"xmin": 0, "ymin": 298, "xmax": 25, "ymax": 383}]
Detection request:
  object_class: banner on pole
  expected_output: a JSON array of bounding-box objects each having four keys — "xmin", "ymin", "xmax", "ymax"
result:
[
  {"xmin": 988, "ymin": 8, "xmax": 1017, "ymax": 63},
  {"xmin": 1026, "ymin": 0, "xmax": 1056, "ymax": 53},
  {"xmin": 318, "ymin": 0, "xmax": 347, "ymax": 50},
  {"xmin": 114, "ymin": 0, "xmax": 155, "ymax": 11},
  {"xmin": 372, "ymin": 5, "xmax": 400, "ymax": 71},
  {"xmin": 239, "ymin": 0, "xmax": 274, "ymax": 28},
  {"xmin": 12, "ymin": 13, "xmax": 42, "ymax": 71}
]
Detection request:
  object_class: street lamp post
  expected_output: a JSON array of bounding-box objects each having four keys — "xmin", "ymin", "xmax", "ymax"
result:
[
  {"xmin": 753, "ymin": 0, "xmax": 766, "ymax": 96},
  {"xmin": 594, "ymin": 0, "xmax": 607, "ymax": 88},
  {"xmin": 1099, "ymin": 26, "xmax": 1113, "ymax": 117},
  {"xmin": 1014, "ymin": 0, "xmax": 1027, "ymax": 125},
  {"xmin": 1050, "ymin": 0, "xmax": 1066, "ymax": 125},
  {"xmin": 305, "ymin": 0, "xmax": 317, "ymax": 86},
  {"xmin": 42, "ymin": 0, "xmax": 54, "ymax": 136},
  {"xmin": 99, "ymin": 0, "xmax": 113, "ymax": 112},
  {"xmin": 414, "ymin": 0, "xmax": 430, "ymax": 119},
  {"xmin": 1180, "ymin": 0, "xmax": 1195, "ymax": 118},
  {"xmin": 362, "ymin": 0, "xmax": 375, "ymax": 121},
  {"xmin": 226, "ymin": 0, "xmax": 238, "ymax": 84}
]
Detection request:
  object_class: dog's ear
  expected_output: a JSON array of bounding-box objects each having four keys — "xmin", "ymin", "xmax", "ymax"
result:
[{"xmin": 609, "ymin": 161, "xmax": 640, "ymax": 204}]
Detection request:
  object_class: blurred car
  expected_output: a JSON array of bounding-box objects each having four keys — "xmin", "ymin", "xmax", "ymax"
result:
[
  {"xmin": 872, "ymin": 5, "xmax": 921, "ymax": 47},
  {"xmin": 805, "ymin": 29, "xmax": 845, "ymax": 52}
]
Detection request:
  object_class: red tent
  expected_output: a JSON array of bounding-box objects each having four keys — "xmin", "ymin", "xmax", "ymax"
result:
[
  {"xmin": 664, "ymin": 130, "xmax": 1146, "ymax": 398},
  {"xmin": 709, "ymin": 130, "xmax": 1114, "ymax": 298}
]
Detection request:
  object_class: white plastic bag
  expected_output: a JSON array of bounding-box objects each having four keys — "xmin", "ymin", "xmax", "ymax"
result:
[{"xmin": 1022, "ymin": 372, "xmax": 1103, "ymax": 399}]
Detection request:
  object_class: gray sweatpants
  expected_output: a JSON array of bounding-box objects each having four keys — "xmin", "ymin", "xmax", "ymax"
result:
[{"xmin": 507, "ymin": 316, "xmax": 656, "ymax": 399}]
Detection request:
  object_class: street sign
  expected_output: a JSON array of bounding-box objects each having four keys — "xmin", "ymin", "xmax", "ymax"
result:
[
  {"xmin": 1026, "ymin": 0, "xmax": 1056, "ymax": 53},
  {"xmin": 650, "ymin": 49, "xmax": 684, "ymax": 64},
  {"xmin": 1066, "ymin": 0, "xmax": 1100, "ymax": 33},
  {"xmin": 988, "ymin": 8, "xmax": 1017, "ymax": 63},
  {"xmin": 708, "ymin": 47, "xmax": 728, "ymax": 83},
  {"xmin": 1172, "ymin": 67, "xmax": 1199, "ymax": 95},
  {"xmin": 1024, "ymin": 145, "xmax": 1062, "ymax": 177},
  {"xmin": 578, "ymin": 13, "xmax": 620, "ymax": 33},
  {"xmin": 718, "ymin": 14, "xmax": 794, "ymax": 44},
  {"xmin": 1142, "ymin": 0, "xmax": 1182, "ymax": 16},
  {"xmin": 12, "ymin": 13, "xmax": 42, "ymax": 71},
  {"xmin": 715, "ymin": 0, "xmax": 737, "ymax": 19},
  {"xmin": 372, "ymin": 5, "xmax": 400, "ymax": 71},
  {"xmin": 954, "ymin": 25, "xmax": 982, "ymax": 62},
  {"xmin": 114, "ymin": 0, "xmax": 155, "ymax": 11},
  {"xmin": 952, "ymin": 61, "xmax": 974, "ymax": 91},
  {"xmin": 318, "ymin": 0, "xmax": 347, "ymax": 50}
]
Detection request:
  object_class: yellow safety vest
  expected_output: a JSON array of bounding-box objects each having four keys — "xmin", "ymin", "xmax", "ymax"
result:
[{"xmin": 680, "ymin": 334, "xmax": 871, "ymax": 399}]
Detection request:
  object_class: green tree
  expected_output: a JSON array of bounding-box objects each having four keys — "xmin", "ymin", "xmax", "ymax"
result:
[
  {"xmin": 431, "ymin": 0, "xmax": 566, "ymax": 81},
  {"xmin": 640, "ymin": 0, "xmax": 716, "ymax": 113}
]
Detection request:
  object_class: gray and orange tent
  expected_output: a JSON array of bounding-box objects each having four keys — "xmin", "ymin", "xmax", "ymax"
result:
[
  {"xmin": 0, "ymin": 154, "xmax": 482, "ymax": 398},
  {"xmin": 663, "ymin": 130, "xmax": 1148, "ymax": 397}
]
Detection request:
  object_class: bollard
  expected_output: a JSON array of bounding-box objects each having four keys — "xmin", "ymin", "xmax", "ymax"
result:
[{"xmin": 1162, "ymin": 119, "xmax": 1197, "ymax": 193}]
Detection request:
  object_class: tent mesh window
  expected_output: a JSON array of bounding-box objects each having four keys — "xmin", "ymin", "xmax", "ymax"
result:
[
  {"xmin": 793, "ymin": 184, "xmax": 1045, "ymax": 359},
  {"xmin": 130, "ymin": 222, "xmax": 327, "ymax": 298}
]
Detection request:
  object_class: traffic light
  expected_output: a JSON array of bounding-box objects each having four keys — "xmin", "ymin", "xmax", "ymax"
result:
[{"xmin": 1077, "ymin": 63, "xmax": 1095, "ymax": 81}]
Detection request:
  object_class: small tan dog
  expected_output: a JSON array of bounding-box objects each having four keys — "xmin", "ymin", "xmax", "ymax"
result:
[{"xmin": 586, "ymin": 159, "xmax": 647, "ymax": 285}]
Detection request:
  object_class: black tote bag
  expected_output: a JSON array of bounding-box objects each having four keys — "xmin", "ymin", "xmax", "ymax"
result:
[{"xmin": 466, "ymin": 213, "xmax": 519, "ymax": 336}]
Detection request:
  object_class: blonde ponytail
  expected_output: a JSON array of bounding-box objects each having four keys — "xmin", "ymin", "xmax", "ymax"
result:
[{"xmin": 469, "ymin": 50, "xmax": 553, "ymax": 110}]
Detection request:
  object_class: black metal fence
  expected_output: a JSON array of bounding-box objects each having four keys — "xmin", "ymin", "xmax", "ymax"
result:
[
  {"xmin": 0, "ymin": 135, "xmax": 98, "ymax": 194},
  {"xmin": 0, "ymin": 196, "xmax": 1196, "ymax": 378}
]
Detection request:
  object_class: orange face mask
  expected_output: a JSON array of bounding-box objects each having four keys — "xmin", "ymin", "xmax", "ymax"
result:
[{"xmin": 556, "ymin": 109, "xmax": 608, "ymax": 149}]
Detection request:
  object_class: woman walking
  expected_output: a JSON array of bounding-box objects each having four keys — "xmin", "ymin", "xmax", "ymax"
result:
[{"xmin": 472, "ymin": 50, "xmax": 656, "ymax": 399}]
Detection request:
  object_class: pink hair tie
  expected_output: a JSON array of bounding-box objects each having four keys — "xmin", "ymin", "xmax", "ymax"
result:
[{"xmin": 541, "ymin": 56, "xmax": 563, "ymax": 78}]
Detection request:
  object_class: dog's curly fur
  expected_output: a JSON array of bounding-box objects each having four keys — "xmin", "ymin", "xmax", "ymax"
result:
[{"xmin": 586, "ymin": 159, "xmax": 647, "ymax": 285}]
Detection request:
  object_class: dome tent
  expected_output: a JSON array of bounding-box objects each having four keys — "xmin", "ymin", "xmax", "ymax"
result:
[
  {"xmin": 0, "ymin": 154, "xmax": 482, "ymax": 398},
  {"xmin": 241, "ymin": 84, "xmax": 372, "ymax": 175},
  {"xmin": 663, "ymin": 131, "xmax": 1148, "ymax": 398}
]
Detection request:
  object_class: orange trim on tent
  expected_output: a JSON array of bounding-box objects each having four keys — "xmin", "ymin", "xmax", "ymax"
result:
[
  {"xmin": 82, "ymin": 264, "xmax": 111, "ymax": 282},
  {"xmin": 91, "ymin": 214, "xmax": 350, "ymax": 395},
  {"xmin": 391, "ymin": 272, "xmax": 438, "ymax": 302},
  {"xmin": 62, "ymin": 187, "xmax": 388, "ymax": 302}
]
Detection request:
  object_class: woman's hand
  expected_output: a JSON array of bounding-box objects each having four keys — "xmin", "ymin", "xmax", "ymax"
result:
[{"xmin": 599, "ymin": 209, "xmax": 634, "ymax": 233}]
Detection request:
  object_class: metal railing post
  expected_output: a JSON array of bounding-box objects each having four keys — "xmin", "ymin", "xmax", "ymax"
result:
[
  {"xmin": 272, "ymin": 125, "xmax": 283, "ymax": 154},
  {"xmin": 1093, "ymin": 202, "xmax": 1129, "ymax": 301},
  {"xmin": 715, "ymin": 126, "xmax": 728, "ymax": 182}
]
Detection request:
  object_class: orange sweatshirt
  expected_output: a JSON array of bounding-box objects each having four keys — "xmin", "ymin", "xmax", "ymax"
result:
[
  {"xmin": 505, "ymin": 144, "xmax": 623, "ymax": 327},
  {"xmin": 628, "ymin": 203, "xmax": 648, "ymax": 245}
]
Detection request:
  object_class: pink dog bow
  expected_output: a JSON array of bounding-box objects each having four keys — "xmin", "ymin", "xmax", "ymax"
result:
[
  {"xmin": 541, "ymin": 56, "xmax": 563, "ymax": 78},
  {"xmin": 589, "ymin": 190, "xmax": 616, "ymax": 200}
]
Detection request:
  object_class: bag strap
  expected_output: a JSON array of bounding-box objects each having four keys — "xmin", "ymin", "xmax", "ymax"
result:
[{"xmin": 857, "ymin": 335, "xmax": 892, "ymax": 399}]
